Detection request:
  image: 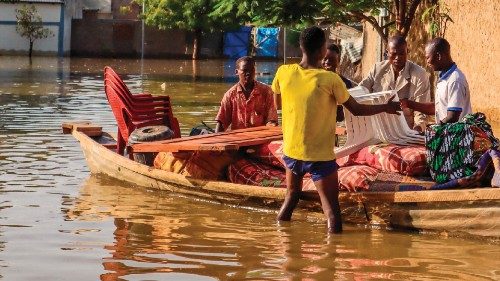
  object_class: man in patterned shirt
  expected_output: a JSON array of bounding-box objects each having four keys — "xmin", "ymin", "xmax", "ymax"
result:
[{"xmin": 215, "ymin": 56, "xmax": 278, "ymax": 132}]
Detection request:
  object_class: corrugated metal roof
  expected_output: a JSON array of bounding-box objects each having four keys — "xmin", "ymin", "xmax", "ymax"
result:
[{"xmin": 3, "ymin": 0, "xmax": 65, "ymax": 4}]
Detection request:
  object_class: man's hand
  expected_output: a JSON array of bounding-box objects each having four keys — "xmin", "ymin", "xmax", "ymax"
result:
[
  {"xmin": 385, "ymin": 95, "xmax": 401, "ymax": 115},
  {"xmin": 266, "ymin": 121, "xmax": 278, "ymax": 127},
  {"xmin": 400, "ymin": 98, "xmax": 409, "ymax": 109},
  {"xmin": 413, "ymin": 125, "xmax": 424, "ymax": 133}
]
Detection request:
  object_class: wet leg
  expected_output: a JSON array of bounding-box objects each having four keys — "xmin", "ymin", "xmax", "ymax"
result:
[
  {"xmin": 277, "ymin": 168, "xmax": 303, "ymax": 221},
  {"xmin": 313, "ymin": 171, "xmax": 342, "ymax": 233}
]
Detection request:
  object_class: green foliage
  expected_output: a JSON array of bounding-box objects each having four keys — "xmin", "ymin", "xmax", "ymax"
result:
[
  {"xmin": 137, "ymin": 0, "xmax": 240, "ymax": 32},
  {"xmin": 213, "ymin": 0, "xmax": 392, "ymax": 34},
  {"xmin": 15, "ymin": 5, "xmax": 54, "ymax": 43},
  {"xmin": 421, "ymin": 0, "xmax": 453, "ymax": 38},
  {"xmin": 119, "ymin": 5, "xmax": 132, "ymax": 15}
]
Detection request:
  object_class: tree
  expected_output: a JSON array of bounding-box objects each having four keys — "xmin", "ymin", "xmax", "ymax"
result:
[
  {"xmin": 15, "ymin": 5, "xmax": 54, "ymax": 57},
  {"xmin": 215, "ymin": 0, "xmax": 427, "ymax": 43},
  {"xmin": 421, "ymin": 0, "xmax": 453, "ymax": 38},
  {"xmin": 137, "ymin": 0, "xmax": 242, "ymax": 60},
  {"xmin": 213, "ymin": 0, "xmax": 328, "ymax": 28}
]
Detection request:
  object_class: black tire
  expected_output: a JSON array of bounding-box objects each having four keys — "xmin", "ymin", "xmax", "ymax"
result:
[{"xmin": 129, "ymin": 125, "xmax": 174, "ymax": 144}]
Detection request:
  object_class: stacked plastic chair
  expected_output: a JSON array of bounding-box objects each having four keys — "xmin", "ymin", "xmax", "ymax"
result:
[
  {"xmin": 334, "ymin": 86, "xmax": 425, "ymax": 159},
  {"xmin": 103, "ymin": 66, "xmax": 181, "ymax": 156}
]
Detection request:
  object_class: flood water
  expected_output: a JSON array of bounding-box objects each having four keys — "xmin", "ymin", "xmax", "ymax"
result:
[{"xmin": 0, "ymin": 56, "xmax": 499, "ymax": 280}]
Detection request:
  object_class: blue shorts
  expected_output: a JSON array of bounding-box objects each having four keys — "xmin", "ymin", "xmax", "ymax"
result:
[{"xmin": 282, "ymin": 155, "xmax": 339, "ymax": 182}]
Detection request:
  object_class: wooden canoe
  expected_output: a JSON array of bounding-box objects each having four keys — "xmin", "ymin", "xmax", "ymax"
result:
[{"xmin": 66, "ymin": 124, "xmax": 500, "ymax": 242}]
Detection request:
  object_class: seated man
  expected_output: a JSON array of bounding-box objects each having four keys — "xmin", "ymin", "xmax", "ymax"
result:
[
  {"xmin": 401, "ymin": 37, "xmax": 472, "ymax": 124},
  {"xmin": 215, "ymin": 56, "xmax": 278, "ymax": 132},
  {"xmin": 322, "ymin": 44, "xmax": 355, "ymax": 89},
  {"xmin": 359, "ymin": 35, "xmax": 430, "ymax": 132}
]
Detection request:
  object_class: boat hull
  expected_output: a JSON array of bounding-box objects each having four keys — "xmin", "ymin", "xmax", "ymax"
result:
[{"xmin": 73, "ymin": 130, "xmax": 500, "ymax": 241}]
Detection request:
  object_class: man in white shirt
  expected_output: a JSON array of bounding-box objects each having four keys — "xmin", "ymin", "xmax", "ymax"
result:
[{"xmin": 401, "ymin": 37, "xmax": 472, "ymax": 124}]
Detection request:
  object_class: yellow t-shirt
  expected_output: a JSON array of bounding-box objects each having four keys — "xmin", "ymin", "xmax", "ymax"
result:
[{"xmin": 272, "ymin": 64, "xmax": 350, "ymax": 161}]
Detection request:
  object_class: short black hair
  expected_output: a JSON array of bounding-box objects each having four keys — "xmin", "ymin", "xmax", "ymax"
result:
[
  {"xmin": 427, "ymin": 37, "xmax": 450, "ymax": 54},
  {"xmin": 327, "ymin": 44, "xmax": 341, "ymax": 54},
  {"xmin": 235, "ymin": 56, "xmax": 255, "ymax": 68},
  {"xmin": 300, "ymin": 26, "xmax": 326, "ymax": 55},
  {"xmin": 388, "ymin": 35, "xmax": 407, "ymax": 48}
]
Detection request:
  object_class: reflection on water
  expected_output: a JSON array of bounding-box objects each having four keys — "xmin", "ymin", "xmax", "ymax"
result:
[{"xmin": 0, "ymin": 56, "xmax": 499, "ymax": 280}]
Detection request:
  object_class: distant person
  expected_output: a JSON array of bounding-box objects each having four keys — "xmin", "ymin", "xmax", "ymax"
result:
[
  {"xmin": 322, "ymin": 43, "xmax": 355, "ymax": 122},
  {"xmin": 215, "ymin": 56, "xmax": 278, "ymax": 133},
  {"xmin": 272, "ymin": 26, "xmax": 401, "ymax": 233},
  {"xmin": 359, "ymin": 35, "xmax": 430, "ymax": 132},
  {"xmin": 322, "ymin": 44, "xmax": 355, "ymax": 89},
  {"xmin": 401, "ymin": 37, "xmax": 472, "ymax": 124}
]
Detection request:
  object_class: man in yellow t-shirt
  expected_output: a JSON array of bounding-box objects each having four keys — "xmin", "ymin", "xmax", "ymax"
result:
[{"xmin": 272, "ymin": 26, "xmax": 401, "ymax": 233}]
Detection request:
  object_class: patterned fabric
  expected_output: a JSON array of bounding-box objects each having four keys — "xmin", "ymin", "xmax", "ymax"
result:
[
  {"xmin": 246, "ymin": 141, "xmax": 285, "ymax": 169},
  {"xmin": 215, "ymin": 81, "xmax": 278, "ymax": 131},
  {"xmin": 303, "ymin": 165, "xmax": 379, "ymax": 192},
  {"xmin": 228, "ymin": 158, "xmax": 286, "ymax": 187},
  {"xmin": 425, "ymin": 113, "xmax": 499, "ymax": 183},
  {"xmin": 431, "ymin": 149, "xmax": 494, "ymax": 190},
  {"xmin": 337, "ymin": 144, "xmax": 428, "ymax": 176}
]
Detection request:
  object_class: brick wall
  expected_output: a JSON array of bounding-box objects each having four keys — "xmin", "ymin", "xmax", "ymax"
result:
[{"xmin": 71, "ymin": 18, "xmax": 223, "ymax": 58}]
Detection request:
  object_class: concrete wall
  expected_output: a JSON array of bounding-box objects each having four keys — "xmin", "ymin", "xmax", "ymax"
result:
[
  {"xmin": 441, "ymin": 0, "xmax": 500, "ymax": 119},
  {"xmin": 0, "ymin": 2, "xmax": 72, "ymax": 56},
  {"xmin": 63, "ymin": 3, "xmax": 75, "ymax": 53},
  {"xmin": 0, "ymin": 3, "xmax": 60, "ymax": 54}
]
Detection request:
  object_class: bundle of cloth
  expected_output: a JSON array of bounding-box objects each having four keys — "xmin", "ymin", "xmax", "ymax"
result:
[{"xmin": 425, "ymin": 113, "xmax": 500, "ymax": 189}]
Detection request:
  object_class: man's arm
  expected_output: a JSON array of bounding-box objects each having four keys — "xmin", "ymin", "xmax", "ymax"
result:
[
  {"xmin": 215, "ymin": 91, "xmax": 233, "ymax": 133},
  {"xmin": 440, "ymin": 111, "xmax": 461, "ymax": 124},
  {"xmin": 411, "ymin": 70, "xmax": 431, "ymax": 132},
  {"xmin": 401, "ymin": 99, "xmax": 435, "ymax": 116},
  {"xmin": 273, "ymin": 93, "xmax": 281, "ymax": 110},
  {"xmin": 358, "ymin": 64, "xmax": 377, "ymax": 92},
  {"xmin": 215, "ymin": 121, "xmax": 224, "ymax": 133},
  {"xmin": 439, "ymin": 81, "xmax": 468, "ymax": 124},
  {"xmin": 265, "ymin": 89, "xmax": 279, "ymax": 126},
  {"xmin": 343, "ymin": 95, "xmax": 401, "ymax": 116}
]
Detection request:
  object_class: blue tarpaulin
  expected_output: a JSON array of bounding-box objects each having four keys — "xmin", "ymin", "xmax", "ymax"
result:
[
  {"xmin": 255, "ymin": 27, "xmax": 279, "ymax": 58},
  {"xmin": 223, "ymin": 26, "xmax": 252, "ymax": 59}
]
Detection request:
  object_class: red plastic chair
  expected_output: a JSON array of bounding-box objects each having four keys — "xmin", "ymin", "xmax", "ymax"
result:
[
  {"xmin": 105, "ymin": 79, "xmax": 173, "ymax": 117},
  {"xmin": 104, "ymin": 83, "xmax": 170, "ymax": 155},
  {"xmin": 104, "ymin": 66, "xmax": 169, "ymax": 103},
  {"xmin": 103, "ymin": 78, "xmax": 181, "ymax": 138},
  {"xmin": 103, "ymin": 67, "xmax": 181, "ymax": 137}
]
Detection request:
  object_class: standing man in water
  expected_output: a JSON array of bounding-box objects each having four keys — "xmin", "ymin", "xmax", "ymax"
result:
[
  {"xmin": 359, "ymin": 35, "xmax": 430, "ymax": 132},
  {"xmin": 272, "ymin": 26, "xmax": 401, "ymax": 233},
  {"xmin": 401, "ymin": 37, "xmax": 472, "ymax": 124},
  {"xmin": 215, "ymin": 56, "xmax": 278, "ymax": 132}
]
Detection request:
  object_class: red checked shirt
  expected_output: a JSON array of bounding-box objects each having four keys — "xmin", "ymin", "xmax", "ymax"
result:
[{"xmin": 216, "ymin": 81, "xmax": 278, "ymax": 131}]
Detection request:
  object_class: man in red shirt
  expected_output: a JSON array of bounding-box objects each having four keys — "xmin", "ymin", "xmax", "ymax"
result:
[{"xmin": 215, "ymin": 56, "xmax": 278, "ymax": 132}]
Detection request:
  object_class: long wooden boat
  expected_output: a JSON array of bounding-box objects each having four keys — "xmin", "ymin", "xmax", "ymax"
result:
[{"xmin": 66, "ymin": 123, "xmax": 500, "ymax": 242}]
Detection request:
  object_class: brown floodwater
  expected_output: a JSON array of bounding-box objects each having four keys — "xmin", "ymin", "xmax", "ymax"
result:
[{"xmin": 0, "ymin": 56, "xmax": 499, "ymax": 280}]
